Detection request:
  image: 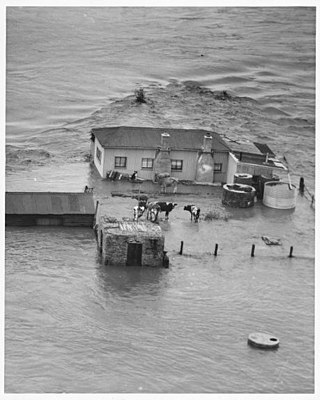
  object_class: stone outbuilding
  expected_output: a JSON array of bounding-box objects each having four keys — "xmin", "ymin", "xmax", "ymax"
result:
[{"xmin": 96, "ymin": 216, "xmax": 168, "ymax": 267}]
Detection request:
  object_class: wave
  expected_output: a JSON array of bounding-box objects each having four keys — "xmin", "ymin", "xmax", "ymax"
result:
[
  {"xmin": 5, "ymin": 79, "xmax": 315, "ymax": 187},
  {"xmin": 182, "ymin": 80, "xmax": 257, "ymax": 103},
  {"xmin": 261, "ymin": 106, "xmax": 290, "ymax": 117},
  {"xmin": 6, "ymin": 145, "xmax": 53, "ymax": 171}
]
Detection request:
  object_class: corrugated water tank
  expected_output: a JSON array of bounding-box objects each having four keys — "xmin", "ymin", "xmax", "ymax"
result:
[{"xmin": 263, "ymin": 181, "xmax": 297, "ymax": 209}]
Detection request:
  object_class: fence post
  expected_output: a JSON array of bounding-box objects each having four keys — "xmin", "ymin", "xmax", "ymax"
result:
[
  {"xmin": 299, "ymin": 177, "xmax": 305, "ymax": 193},
  {"xmin": 251, "ymin": 244, "xmax": 255, "ymax": 257},
  {"xmin": 289, "ymin": 246, "xmax": 293, "ymax": 258},
  {"xmin": 179, "ymin": 241, "xmax": 184, "ymax": 255}
]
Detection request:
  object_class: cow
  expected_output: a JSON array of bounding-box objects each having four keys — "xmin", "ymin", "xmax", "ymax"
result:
[
  {"xmin": 184, "ymin": 205, "xmax": 200, "ymax": 222},
  {"xmin": 133, "ymin": 205, "xmax": 146, "ymax": 221},
  {"xmin": 155, "ymin": 173, "xmax": 179, "ymax": 193},
  {"xmin": 146, "ymin": 202, "xmax": 161, "ymax": 222},
  {"xmin": 147, "ymin": 201, "xmax": 178, "ymax": 221},
  {"xmin": 132, "ymin": 198, "xmax": 149, "ymax": 221}
]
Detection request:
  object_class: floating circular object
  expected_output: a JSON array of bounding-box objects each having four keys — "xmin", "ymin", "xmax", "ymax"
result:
[{"xmin": 248, "ymin": 332, "xmax": 279, "ymax": 349}]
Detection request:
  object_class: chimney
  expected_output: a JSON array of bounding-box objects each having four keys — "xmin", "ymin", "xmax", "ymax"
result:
[
  {"xmin": 153, "ymin": 132, "xmax": 171, "ymax": 178},
  {"xmin": 195, "ymin": 135, "xmax": 214, "ymax": 183},
  {"xmin": 202, "ymin": 135, "xmax": 213, "ymax": 153},
  {"xmin": 161, "ymin": 133, "xmax": 170, "ymax": 150}
]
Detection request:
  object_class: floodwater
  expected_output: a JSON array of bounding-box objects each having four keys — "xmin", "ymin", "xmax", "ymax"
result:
[{"xmin": 5, "ymin": 7, "xmax": 315, "ymax": 394}]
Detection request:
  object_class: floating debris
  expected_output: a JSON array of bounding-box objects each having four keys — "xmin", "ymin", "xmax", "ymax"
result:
[
  {"xmin": 248, "ymin": 332, "xmax": 280, "ymax": 349},
  {"xmin": 261, "ymin": 236, "xmax": 282, "ymax": 245}
]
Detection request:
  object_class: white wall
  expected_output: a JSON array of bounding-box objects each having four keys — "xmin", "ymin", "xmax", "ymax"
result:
[
  {"xmin": 169, "ymin": 150, "xmax": 198, "ymax": 180},
  {"xmin": 94, "ymin": 145, "xmax": 230, "ymax": 183},
  {"xmin": 226, "ymin": 153, "xmax": 238, "ymax": 183},
  {"xmin": 102, "ymin": 148, "xmax": 157, "ymax": 179},
  {"xmin": 94, "ymin": 140, "xmax": 105, "ymax": 178},
  {"xmin": 237, "ymin": 162, "xmax": 275, "ymax": 178},
  {"xmin": 213, "ymin": 152, "xmax": 229, "ymax": 183}
]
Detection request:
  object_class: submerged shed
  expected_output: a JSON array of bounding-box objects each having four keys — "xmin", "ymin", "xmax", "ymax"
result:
[
  {"xmin": 5, "ymin": 192, "xmax": 95, "ymax": 227},
  {"xmin": 96, "ymin": 216, "xmax": 168, "ymax": 267}
]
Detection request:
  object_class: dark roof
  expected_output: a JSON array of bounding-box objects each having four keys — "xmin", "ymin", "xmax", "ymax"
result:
[
  {"xmin": 91, "ymin": 126, "xmax": 230, "ymax": 152},
  {"xmin": 253, "ymin": 142, "xmax": 275, "ymax": 157},
  {"xmin": 5, "ymin": 192, "xmax": 95, "ymax": 215},
  {"xmin": 223, "ymin": 139, "xmax": 263, "ymax": 155},
  {"xmin": 223, "ymin": 139, "xmax": 276, "ymax": 157}
]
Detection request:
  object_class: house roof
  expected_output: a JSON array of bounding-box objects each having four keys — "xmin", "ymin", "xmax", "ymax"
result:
[
  {"xmin": 5, "ymin": 192, "xmax": 95, "ymax": 215},
  {"xmin": 253, "ymin": 142, "xmax": 275, "ymax": 157},
  {"xmin": 91, "ymin": 126, "xmax": 230, "ymax": 152},
  {"xmin": 223, "ymin": 139, "xmax": 263, "ymax": 155}
]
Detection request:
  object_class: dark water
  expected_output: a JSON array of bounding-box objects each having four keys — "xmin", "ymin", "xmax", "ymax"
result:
[{"xmin": 5, "ymin": 7, "xmax": 315, "ymax": 393}]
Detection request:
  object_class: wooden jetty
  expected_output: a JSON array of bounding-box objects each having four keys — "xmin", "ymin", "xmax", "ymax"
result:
[{"xmin": 5, "ymin": 192, "xmax": 95, "ymax": 227}]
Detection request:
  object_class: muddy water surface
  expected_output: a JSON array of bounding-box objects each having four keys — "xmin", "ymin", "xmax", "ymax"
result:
[{"xmin": 5, "ymin": 6, "xmax": 315, "ymax": 393}]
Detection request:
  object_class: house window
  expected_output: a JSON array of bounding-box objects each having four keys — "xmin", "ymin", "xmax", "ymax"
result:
[
  {"xmin": 114, "ymin": 156, "xmax": 127, "ymax": 168},
  {"xmin": 171, "ymin": 160, "xmax": 183, "ymax": 171},
  {"xmin": 214, "ymin": 163, "xmax": 222, "ymax": 172},
  {"xmin": 141, "ymin": 158, "xmax": 154, "ymax": 169},
  {"xmin": 96, "ymin": 147, "xmax": 102, "ymax": 164}
]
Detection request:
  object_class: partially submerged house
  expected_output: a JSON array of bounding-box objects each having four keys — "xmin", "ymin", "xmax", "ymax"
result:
[
  {"xmin": 5, "ymin": 192, "xmax": 95, "ymax": 227},
  {"xmin": 90, "ymin": 126, "xmax": 231, "ymax": 184},
  {"xmin": 90, "ymin": 126, "xmax": 287, "ymax": 185},
  {"xmin": 96, "ymin": 216, "xmax": 167, "ymax": 267}
]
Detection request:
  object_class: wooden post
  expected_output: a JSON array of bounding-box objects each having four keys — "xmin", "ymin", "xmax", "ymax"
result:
[
  {"xmin": 299, "ymin": 177, "xmax": 305, "ymax": 193},
  {"xmin": 214, "ymin": 243, "xmax": 218, "ymax": 256},
  {"xmin": 93, "ymin": 200, "xmax": 99, "ymax": 226},
  {"xmin": 179, "ymin": 241, "xmax": 184, "ymax": 255},
  {"xmin": 289, "ymin": 246, "xmax": 293, "ymax": 258},
  {"xmin": 99, "ymin": 231, "xmax": 103, "ymax": 253},
  {"xmin": 251, "ymin": 244, "xmax": 255, "ymax": 257}
]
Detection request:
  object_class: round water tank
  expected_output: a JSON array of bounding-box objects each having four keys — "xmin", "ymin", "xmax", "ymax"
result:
[
  {"xmin": 234, "ymin": 173, "xmax": 253, "ymax": 185},
  {"xmin": 222, "ymin": 183, "xmax": 256, "ymax": 208},
  {"xmin": 263, "ymin": 181, "xmax": 297, "ymax": 209},
  {"xmin": 257, "ymin": 174, "xmax": 280, "ymax": 199}
]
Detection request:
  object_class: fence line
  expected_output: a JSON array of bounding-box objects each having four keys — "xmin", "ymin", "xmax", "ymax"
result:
[
  {"xmin": 284, "ymin": 153, "xmax": 315, "ymax": 207},
  {"xmin": 299, "ymin": 177, "xmax": 315, "ymax": 207},
  {"xmin": 176, "ymin": 241, "xmax": 315, "ymax": 260}
]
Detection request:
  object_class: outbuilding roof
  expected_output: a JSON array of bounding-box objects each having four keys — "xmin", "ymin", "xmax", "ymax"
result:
[
  {"xmin": 5, "ymin": 192, "xmax": 95, "ymax": 215},
  {"xmin": 100, "ymin": 218, "xmax": 163, "ymax": 238},
  {"xmin": 91, "ymin": 126, "xmax": 230, "ymax": 152}
]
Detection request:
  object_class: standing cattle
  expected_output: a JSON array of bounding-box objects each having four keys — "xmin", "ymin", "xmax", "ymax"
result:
[
  {"xmin": 184, "ymin": 205, "xmax": 200, "ymax": 222},
  {"xmin": 146, "ymin": 203, "xmax": 161, "ymax": 222},
  {"xmin": 155, "ymin": 173, "xmax": 179, "ymax": 194},
  {"xmin": 133, "ymin": 205, "xmax": 146, "ymax": 221},
  {"xmin": 133, "ymin": 199, "xmax": 148, "ymax": 221},
  {"xmin": 147, "ymin": 201, "xmax": 178, "ymax": 221}
]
